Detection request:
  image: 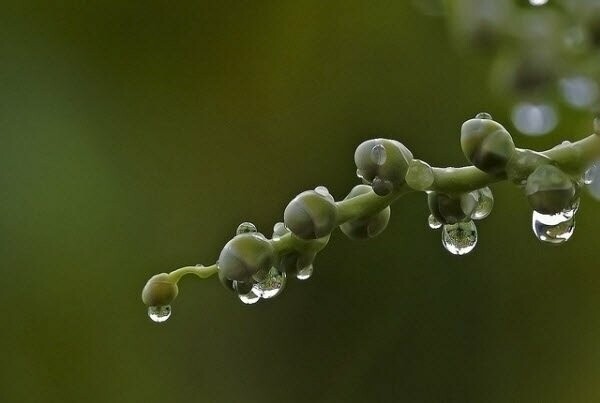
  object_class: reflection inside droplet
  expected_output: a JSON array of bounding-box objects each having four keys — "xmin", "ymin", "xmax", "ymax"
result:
[
  {"xmin": 148, "ymin": 305, "xmax": 171, "ymax": 323},
  {"xmin": 532, "ymin": 211, "xmax": 575, "ymax": 244},
  {"xmin": 441, "ymin": 221, "xmax": 478, "ymax": 255}
]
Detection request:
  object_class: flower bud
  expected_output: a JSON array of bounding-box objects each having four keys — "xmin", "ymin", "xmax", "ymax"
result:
[
  {"xmin": 141, "ymin": 273, "xmax": 179, "ymax": 307},
  {"xmin": 340, "ymin": 185, "xmax": 391, "ymax": 240},
  {"xmin": 218, "ymin": 233, "xmax": 275, "ymax": 281},
  {"xmin": 525, "ymin": 165, "xmax": 576, "ymax": 215},
  {"xmin": 355, "ymin": 139, "xmax": 413, "ymax": 195},
  {"xmin": 460, "ymin": 118, "xmax": 515, "ymax": 175},
  {"xmin": 284, "ymin": 190, "xmax": 338, "ymax": 239},
  {"xmin": 428, "ymin": 192, "xmax": 478, "ymax": 225}
]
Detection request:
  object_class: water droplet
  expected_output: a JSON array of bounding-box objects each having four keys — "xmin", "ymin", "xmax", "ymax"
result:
[
  {"xmin": 405, "ymin": 159, "xmax": 434, "ymax": 191},
  {"xmin": 428, "ymin": 214, "xmax": 442, "ymax": 229},
  {"xmin": 529, "ymin": 0, "xmax": 548, "ymax": 6},
  {"xmin": 532, "ymin": 211, "xmax": 575, "ymax": 244},
  {"xmin": 511, "ymin": 102, "xmax": 558, "ymax": 136},
  {"xmin": 148, "ymin": 305, "xmax": 171, "ymax": 323},
  {"xmin": 471, "ymin": 187, "xmax": 494, "ymax": 220},
  {"xmin": 253, "ymin": 268, "xmax": 286, "ymax": 299},
  {"xmin": 441, "ymin": 221, "xmax": 478, "ymax": 255},
  {"xmin": 236, "ymin": 222, "xmax": 257, "ymax": 235},
  {"xmin": 234, "ymin": 281, "xmax": 260, "ymax": 304},
  {"xmin": 559, "ymin": 76, "xmax": 598, "ymax": 109},
  {"xmin": 314, "ymin": 186, "xmax": 330, "ymax": 197},
  {"xmin": 475, "ymin": 112, "xmax": 492, "ymax": 120},
  {"xmin": 296, "ymin": 264, "xmax": 314, "ymax": 280},
  {"xmin": 370, "ymin": 144, "xmax": 387, "ymax": 165},
  {"xmin": 372, "ymin": 177, "xmax": 393, "ymax": 196}
]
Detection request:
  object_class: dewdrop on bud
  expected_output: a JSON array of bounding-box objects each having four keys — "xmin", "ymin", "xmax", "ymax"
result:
[
  {"xmin": 340, "ymin": 185, "xmax": 391, "ymax": 240},
  {"xmin": 355, "ymin": 139, "xmax": 413, "ymax": 194},
  {"xmin": 460, "ymin": 116, "xmax": 515, "ymax": 175},
  {"xmin": 142, "ymin": 273, "xmax": 178, "ymax": 323},
  {"xmin": 284, "ymin": 189, "xmax": 338, "ymax": 239}
]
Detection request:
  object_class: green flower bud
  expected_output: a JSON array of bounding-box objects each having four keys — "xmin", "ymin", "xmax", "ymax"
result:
[
  {"xmin": 141, "ymin": 273, "xmax": 179, "ymax": 307},
  {"xmin": 218, "ymin": 268, "xmax": 234, "ymax": 291},
  {"xmin": 218, "ymin": 233, "xmax": 275, "ymax": 281},
  {"xmin": 354, "ymin": 139, "xmax": 413, "ymax": 195},
  {"xmin": 428, "ymin": 191, "xmax": 478, "ymax": 225},
  {"xmin": 460, "ymin": 118, "xmax": 515, "ymax": 175},
  {"xmin": 284, "ymin": 190, "xmax": 338, "ymax": 239},
  {"xmin": 525, "ymin": 165, "xmax": 576, "ymax": 215},
  {"xmin": 340, "ymin": 185, "xmax": 391, "ymax": 240}
]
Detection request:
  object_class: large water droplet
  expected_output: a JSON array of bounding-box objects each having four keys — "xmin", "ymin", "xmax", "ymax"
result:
[
  {"xmin": 296, "ymin": 264, "xmax": 314, "ymax": 280},
  {"xmin": 234, "ymin": 281, "xmax": 260, "ymax": 304},
  {"xmin": 371, "ymin": 144, "xmax": 387, "ymax": 165},
  {"xmin": 253, "ymin": 268, "xmax": 286, "ymax": 299},
  {"xmin": 441, "ymin": 221, "xmax": 478, "ymax": 255},
  {"xmin": 475, "ymin": 112, "xmax": 492, "ymax": 120},
  {"xmin": 532, "ymin": 211, "xmax": 575, "ymax": 244},
  {"xmin": 148, "ymin": 305, "xmax": 171, "ymax": 323},
  {"xmin": 428, "ymin": 214, "xmax": 442, "ymax": 229},
  {"xmin": 511, "ymin": 102, "xmax": 558, "ymax": 136},
  {"xmin": 529, "ymin": 0, "xmax": 548, "ymax": 5},
  {"xmin": 236, "ymin": 222, "xmax": 257, "ymax": 235},
  {"xmin": 471, "ymin": 187, "xmax": 494, "ymax": 220}
]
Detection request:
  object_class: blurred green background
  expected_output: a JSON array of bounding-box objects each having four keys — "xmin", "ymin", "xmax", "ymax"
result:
[{"xmin": 3, "ymin": 1, "xmax": 600, "ymax": 402}]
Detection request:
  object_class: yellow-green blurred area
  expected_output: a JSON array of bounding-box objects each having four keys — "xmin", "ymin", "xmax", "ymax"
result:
[{"xmin": 3, "ymin": 1, "xmax": 600, "ymax": 402}]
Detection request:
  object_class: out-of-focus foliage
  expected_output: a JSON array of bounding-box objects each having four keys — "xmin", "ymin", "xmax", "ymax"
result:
[{"xmin": 2, "ymin": 1, "xmax": 600, "ymax": 402}]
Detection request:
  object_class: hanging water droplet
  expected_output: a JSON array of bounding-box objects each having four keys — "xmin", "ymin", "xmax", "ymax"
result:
[
  {"xmin": 471, "ymin": 187, "xmax": 494, "ymax": 220},
  {"xmin": 234, "ymin": 281, "xmax": 260, "ymax": 304},
  {"xmin": 370, "ymin": 144, "xmax": 387, "ymax": 165},
  {"xmin": 475, "ymin": 112, "xmax": 492, "ymax": 120},
  {"xmin": 148, "ymin": 305, "xmax": 171, "ymax": 323},
  {"xmin": 532, "ymin": 211, "xmax": 575, "ymax": 244},
  {"xmin": 236, "ymin": 222, "xmax": 257, "ymax": 235},
  {"xmin": 296, "ymin": 264, "xmax": 314, "ymax": 280},
  {"xmin": 314, "ymin": 186, "xmax": 330, "ymax": 197},
  {"xmin": 428, "ymin": 214, "xmax": 442, "ymax": 229},
  {"xmin": 441, "ymin": 221, "xmax": 478, "ymax": 255},
  {"xmin": 253, "ymin": 268, "xmax": 286, "ymax": 299},
  {"xmin": 529, "ymin": 0, "xmax": 548, "ymax": 6}
]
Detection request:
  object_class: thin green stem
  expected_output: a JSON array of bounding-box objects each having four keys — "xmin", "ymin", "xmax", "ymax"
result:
[
  {"xmin": 168, "ymin": 264, "xmax": 218, "ymax": 283},
  {"xmin": 145, "ymin": 132, "xmax": 600, "ymax": 288}
]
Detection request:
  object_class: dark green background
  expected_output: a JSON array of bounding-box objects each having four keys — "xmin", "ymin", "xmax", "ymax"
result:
[{"xmin": 2, "ymin": 2, "xmax": 599, "ymax": 402}]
